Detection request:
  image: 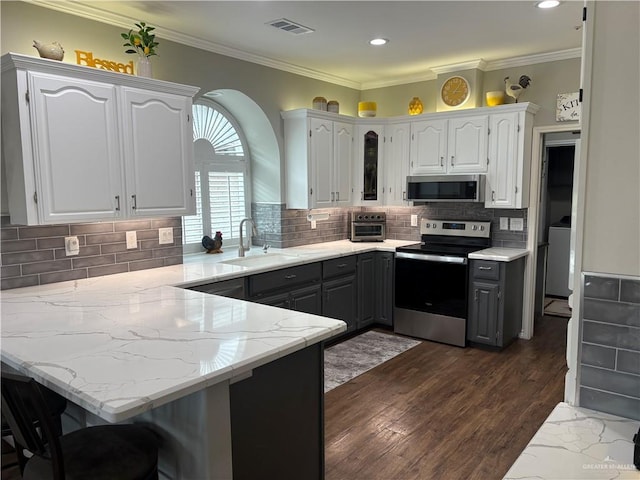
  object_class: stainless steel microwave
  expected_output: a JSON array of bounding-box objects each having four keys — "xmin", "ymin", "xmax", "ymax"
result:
[{"xmin": 406, "ymin": 175, "xmax": 485, "ymax": 202}]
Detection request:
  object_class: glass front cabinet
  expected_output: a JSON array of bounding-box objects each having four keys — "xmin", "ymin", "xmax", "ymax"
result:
[{"xmin": 354, "ymin": 124, "xmax": 384, "ymax": 206}]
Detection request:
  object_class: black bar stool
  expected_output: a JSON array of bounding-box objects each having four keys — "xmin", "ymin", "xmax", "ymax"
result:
[{"xmin": 1, "ymin": 371, "xmax": 161, "ymax": 480}]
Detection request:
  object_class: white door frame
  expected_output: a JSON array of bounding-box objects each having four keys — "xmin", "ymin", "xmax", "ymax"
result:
[{"xmin": 522, "ymin": 123, "xmax": 580, "ymax": 340}]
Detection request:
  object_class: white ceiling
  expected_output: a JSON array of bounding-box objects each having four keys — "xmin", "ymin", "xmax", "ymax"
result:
[{"xmin": 35, "ymin": 0, "xmax": 584, "ymax": 90}]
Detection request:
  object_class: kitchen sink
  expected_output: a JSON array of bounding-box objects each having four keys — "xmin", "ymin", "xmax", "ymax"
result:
[{"xmin": 219, "ymin": 253, "xmax": 304, "ymax": 268}]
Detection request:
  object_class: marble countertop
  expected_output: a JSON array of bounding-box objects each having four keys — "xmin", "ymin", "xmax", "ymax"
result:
[
  {"xmin": 504, "ymin": 402, "xmax": 639, "ymax": 479},
  {"xmin": 468, "ymin": 247, "xmax": 529, "ymax": 262},
  {"xmin": 0, "ymin": 240, "xmax": 412, "ymax": 423}
]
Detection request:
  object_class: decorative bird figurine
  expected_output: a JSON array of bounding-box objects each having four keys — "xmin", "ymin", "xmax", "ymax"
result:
[
  {"xmin": 202, "ymin": 231, "xmax": 223, "ymax": 254},
  {"xmin": 504, "ymin": 75, "xmax": 532, "ymax": 103}
]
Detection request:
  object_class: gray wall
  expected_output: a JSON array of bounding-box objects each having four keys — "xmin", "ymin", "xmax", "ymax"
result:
[{"xmin": 575, "ymin": 1, "xmax": 640, "ymax": 420}]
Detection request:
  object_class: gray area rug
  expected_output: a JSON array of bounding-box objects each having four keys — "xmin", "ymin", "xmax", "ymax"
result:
[{"xmin": 324, "ymin": 330, "xmax": 422, "ymax": 393}]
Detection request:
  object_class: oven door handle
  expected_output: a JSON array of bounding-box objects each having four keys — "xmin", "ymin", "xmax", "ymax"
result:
[{"xmin": 395, "ymin": 251, "xmax": 467, "ymax": 265}]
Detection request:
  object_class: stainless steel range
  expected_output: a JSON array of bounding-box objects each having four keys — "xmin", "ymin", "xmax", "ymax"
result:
[{"xmin": 394, "ymin": 218, "xmax": 491, "ymax": 347}]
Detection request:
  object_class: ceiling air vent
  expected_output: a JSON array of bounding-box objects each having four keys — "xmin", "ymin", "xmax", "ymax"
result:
[{"xmin": 267, "ymin": 18, "xmax": 314, "ymax": 35}]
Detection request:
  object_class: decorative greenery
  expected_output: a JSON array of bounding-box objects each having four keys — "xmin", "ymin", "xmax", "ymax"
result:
[{"xmin": 121, "ymin": 22, "xmax": 158, "ymax": 57}]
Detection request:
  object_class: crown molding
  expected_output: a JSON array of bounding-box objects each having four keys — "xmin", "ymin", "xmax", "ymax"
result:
[
  {"xmin": 431, "ymin": 59, "xmax": 488, "ymax": 75},
  {"xmin": 483, "ymin": 48, "xmax": 582, "ymax": 71},
  {"xmin": 30, "ymin": 1, "xmax": 582, "ymax": 91}
]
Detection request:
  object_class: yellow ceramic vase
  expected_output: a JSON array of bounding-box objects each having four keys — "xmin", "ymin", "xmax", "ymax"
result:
[
  {"xmin": 486, "ymin": 91, "xmax": 505, "ymax": 107},
  {"xmin": 408, "ymin": 97, "xmax": 423, "ymax": 115},
  {"xmin": 358, "ymin": 101, "xmax": 377, "ymax": 117}
]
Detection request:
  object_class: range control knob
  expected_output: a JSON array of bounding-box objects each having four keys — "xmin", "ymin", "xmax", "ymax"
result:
[
  {"xmin": 480, "ymin": 225, "xmax": 486, "ymax": 231},
  {"xmin": 472, "ymin": 225, "xmax": 478, "ymax": 231}
]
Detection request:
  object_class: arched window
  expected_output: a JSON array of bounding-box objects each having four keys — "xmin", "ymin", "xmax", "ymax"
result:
[{"xmin": 182, "ymin": 100, "xmax": 250, "ymax": 252}]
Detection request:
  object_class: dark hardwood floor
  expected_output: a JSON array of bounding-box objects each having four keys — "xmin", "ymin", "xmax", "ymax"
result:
[{"xmin": 324, "ymin": 315, "xmax": 568, "ymax": 480}]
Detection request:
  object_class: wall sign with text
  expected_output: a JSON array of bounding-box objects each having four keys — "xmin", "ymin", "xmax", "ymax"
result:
[{"xmin": 556, "ymin": 92, "xmax": 580, "ymax": 122}]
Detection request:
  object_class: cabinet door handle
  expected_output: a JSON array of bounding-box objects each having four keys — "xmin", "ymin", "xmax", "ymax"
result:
[
  {"xmin": 492, "ymin": 190, "xmax": 496, "ymax": 201},
  {"xmin": 331, "ymin": 192, "xmax": 335, "ymax": 202},
  {"xmin": 115, "ymin": 195, "xmax": 120, "ymax": 211},
  {"xmin": 284, "ymin": 274, "xmax": 297, "ymax": 280},
  {"xmin": 336, "ymin": 192, "xmax": 340, "ymax": 201},
  {"xmin": 337, "ymin": 263, "xmax": 348, "ymax": 268},
  {"xmin": 131, "ymin": 194, "xmax": 137, "ymax": 210},
  {"xmin": 451, "ymin": 155, "xmax": 455, "ymax": 166},
  {"xmin": 478, "ymin": 266, "xmax": 493, "ymax": 271},
  {"xmin": 440, "ymin": 156, "xmax": 444, "ymax": 167},
  {"xmin": 361, "ymin": 191, "xmax": 363, "ymax": 200},
  {"xmin": 474, "ymin": 289, "xmax": 478, "ymax": 301}
]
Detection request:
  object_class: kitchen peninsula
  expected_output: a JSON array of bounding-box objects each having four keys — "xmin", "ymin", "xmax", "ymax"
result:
[{"xmin": 0, "ymin": 240, "xmax": 411, "ymax": 479}]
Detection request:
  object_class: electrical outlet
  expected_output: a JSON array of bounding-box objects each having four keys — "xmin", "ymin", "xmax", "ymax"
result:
[
  {"xmin": 126, "ymin": 231, "xmax": 137, "ymax": 249},
  {"xmin": 411, "ymin": 214, "xmax": 418, "ymax": 227},
  {"xmin": 64, "ymin": 236, "xmax": 80, "ymax": 256},
  {"xmin": 510, "ymin": 218, "xmax": 524, "ymax": 231},
  {"xmin": 158, "ymin": 227, "xmax": 173, "ymax": 245},
  {"xmin": 500, "ymin": 217, "xmax": 509, "ymax": 230},
  {"xmin": 310, "ymin": 220, "xmax": 317, "ymax": 229}
]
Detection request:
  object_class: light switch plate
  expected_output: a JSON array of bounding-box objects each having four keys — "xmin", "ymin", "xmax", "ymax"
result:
[
  {"xmin": 126, "ymin": 231, "xmax": 137, "ymax": 249},
  {"xmin": 411, "ymin": 214, "xmax": 418, "ymax": 227},
  {"xmin": 64, "ymin": 236, "xmax": 80, "ymax": 256},
  {"xmin": 158, "ymin": 227, "xmax": 173, "ymax": 245},
  {"xmin": 510, "ymin": 218, "xmax": 524, "ymax": 231},
  {"xmin": 500, "ymin": 217, "xmax": 509, "ymax": 230}
]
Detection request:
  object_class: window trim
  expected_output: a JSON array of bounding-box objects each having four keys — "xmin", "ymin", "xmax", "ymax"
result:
[{"xmin": 183, "ymin": 99, "xmax": 251, "ymax": 254}]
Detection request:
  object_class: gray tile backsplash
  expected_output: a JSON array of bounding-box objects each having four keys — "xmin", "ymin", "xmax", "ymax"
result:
[
  {"xmin": 252, "ymin": 202, "xmax": 528, "ymax": 249},
  {"xmin": 0, "ymin": 216, "xmax": 183, "ymax": 290},
  {"xmin": 2, "ymin": 203, "xmax": 526, "ymax": 288},
  {"xmin": 580, "ymin": 273, "xmax": 640, "ymax": 420}
]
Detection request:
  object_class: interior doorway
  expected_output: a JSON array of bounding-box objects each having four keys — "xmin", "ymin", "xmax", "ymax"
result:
[{"xmin": 534, "ymin": 131, "xmax": 580, "ymax": 321}]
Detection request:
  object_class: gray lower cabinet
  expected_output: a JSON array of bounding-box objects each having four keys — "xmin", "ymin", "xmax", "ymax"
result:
[
  {"xmin": 357, "ymin": 253, "xmax": 375, "ymax": 329},
  {"xmin": 187, "ymin": 277, "xmax": 246, "ymax": 299},
  {"xmin": 375, "ymin": 252, "xmax": 394, "ymax": 326},
  {"xmin": 249, "ymin": 263, "xmax": 322, "ymax": 315},
  {"xmin": 467, "ymin": 258, "xmax": 525, "ymax": 348},
  {"xmin": 322, "ymin": 256, "xmax": 357, "ymax": 332}
]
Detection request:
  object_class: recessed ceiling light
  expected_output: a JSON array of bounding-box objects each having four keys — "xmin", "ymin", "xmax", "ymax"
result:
[
  {"xmin": 536, "ymin": 1, "xmax": 561, "ymax": 8},
  {"xmin": 369, "ymin": 38, "xmax": 388, "ymax": 46}
]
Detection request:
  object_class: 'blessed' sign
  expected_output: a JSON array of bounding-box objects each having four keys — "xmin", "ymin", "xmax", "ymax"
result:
[{"xmin": 75, "ymin": 50, "xmax": 134, "ymax": 75}]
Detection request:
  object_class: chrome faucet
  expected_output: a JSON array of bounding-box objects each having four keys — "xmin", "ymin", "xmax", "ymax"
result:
[{"xmin": 238, "ymin": 218, "xmax": 257, "ymax": 257}]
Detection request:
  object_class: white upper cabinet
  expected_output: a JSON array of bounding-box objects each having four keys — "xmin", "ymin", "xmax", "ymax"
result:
[
  {"xmin": 485, "ymin": 106, "xmax": 537, "ymax": 209},
  {"xmin": 333, "ymin": 122, "xmax": 354, "ymax": 207},
  {"xmin": 447, "ymin": 115, "xmax": 488, "ymax": 173},
  {"xmin": 409, "ymin": 114, "xmax": 488, "ymax": 175},
  {"xmin": 1, "ymin": 53, "xmax": 199, "ymax": 225},
  {"xmin": 27, "ymin": 72, "xmax": 123, "ymax": 224},
  {"xmin": 385, "ymin": 122, "xmax": 411, "ymax": 206},
  {"xmin": 282, "ymin": 103, "xmax": 538, "ymax": 209},
  {"xmin": 282, "ymin": 109, "xmax": 354, "ymax": 209},
  {"xmin": 120, "ymin": 87, "xmax": 195, "ymax": 217},
  {"xmin": 410, "ymin": 119, "xmax": 447, "ymax": 175},
  {"xmin": 353, "ymin": 124, "xmax": 384, "ymax": 206}
]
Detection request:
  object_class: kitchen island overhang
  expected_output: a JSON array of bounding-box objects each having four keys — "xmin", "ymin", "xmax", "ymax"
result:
[{"xmin": 1, "ymin": 275, "xmax": 346, "ymax": 479}]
